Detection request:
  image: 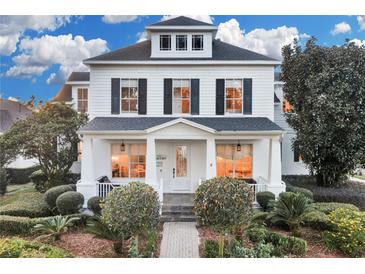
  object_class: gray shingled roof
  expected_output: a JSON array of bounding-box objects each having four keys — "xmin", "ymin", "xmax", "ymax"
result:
[
  {"xmin": 53, "ymin": 72, "xmax": 90, "ymax": 102},
  {"xmin": 67, "ymin": 72, "xmax": 90, "ymax": 82},
  {"xmin": 79, "ymin": 117, "xmax": 283, "ymax": 132},
  {"xmin": 85, "ymin": 39, "xmax": 277, "ymax": 62},
  {"xmin": 148, "ymin": 16, "xmax": 214, "ymax": 27},
  {"xmin": 0, "ymin": 99, "xmax": 32, "ymax": 132}
]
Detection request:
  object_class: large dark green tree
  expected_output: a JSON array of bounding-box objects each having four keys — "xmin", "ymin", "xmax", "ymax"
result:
[
  {"xmin": 2, "ymin": 102, "xmax": 87, "ymax": 189},
  {"xmin": 281, "ymin": 38, "xmax": 365, "ymax": 186}
]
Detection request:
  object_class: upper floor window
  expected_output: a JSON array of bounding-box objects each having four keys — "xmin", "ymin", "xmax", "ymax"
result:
[
  {"xmin": 192, "ymin": 35, "xmax": 204, "ymax": 51},
  {"xmin": 160, "ymin": 35, "xmax": 171, "ymax": 51},
  {"xmin": 121, "ymin": 79, "xmax": 138, "ymax": 113},
  {"xmin": 176, "ymin": 35, "xmax": 187, "ymax": 51},
  {"xmin": 77, "ymin": 88, "xmax": 88, "ymax": 113},
  {"xmin": 282, "ymin": 98, "xmax": 294, "ymax": 113},
  {"xmin": 173, "ymin": 79, "xmax": 190, "ymax": 114},
  {"xmin": 111, "ymin": 143, "xmax": 146, "ymax": 178},
  {"xmin": 225, "ymin": 79, "xmax": 243, "ymax": 114}
]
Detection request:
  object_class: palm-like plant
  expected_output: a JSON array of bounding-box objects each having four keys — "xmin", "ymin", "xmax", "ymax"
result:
[
  {"xmin": 270, "ymin": 192, "xmax": 310, "ymax": 234},
  {"xmin": 86, "ymin": 215, "xmax": 125, "ymax": 254},
  {"xmin": 33, "ymin": 215, "xmax": 80, "ymax": 240}
]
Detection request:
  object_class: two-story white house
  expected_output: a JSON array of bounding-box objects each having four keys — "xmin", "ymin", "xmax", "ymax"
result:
[{"xmin": 54, "ymin": 16, "xmax": 289, "ymax": 206}]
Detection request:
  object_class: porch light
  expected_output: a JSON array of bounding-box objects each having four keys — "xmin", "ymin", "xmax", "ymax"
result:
[
  {"xmin": 120, "ymin": 140, "xmax": 126, "ymax": 152},
  {"xmin": 236, "ymin": 141, "xmax": 241, "ymax": 152}
]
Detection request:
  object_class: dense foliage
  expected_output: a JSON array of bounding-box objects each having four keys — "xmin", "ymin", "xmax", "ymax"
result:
[
  {"xmin": 29, "ymin": 169, "xmax": 48, "ymax": 193},
  {"xmin": 56, "ymin": 191, "xmax": 84, "ymax": 215},
  {"xmin": 286, "ymin": 185, "xmax": 314, "ymax": 201},
  {"xmin": 0, "ymin": 237, "xmax": 72, "ymax": 258},
  {"xmin": 0, "ymin": 167, "xmax": 9, "ymax": 195},
  {"xmin": 87, "ymin": 196, "xmax": 103, "ymax": 214},
  {"xmin": 324, "ymin": 208, "xmax": 365, "ymax": 257},
  {"xmin": 1, "ymin": 103, "xmax": 87, "ymax": 189},
  {"xmin": 33, "ymin": 215, "xmax": 81, "ymax": 240},
  {"xmin": 282, "ymin": 39, "xmax": 365, "ymax": 186},
  {"xmin": 102, "ymin": 182, "xmax": 160, "ymax": 252},
  {"xmin": 6, "ymin": 166, "xmax": 39, "ymax": 185},
  {"xmin": 44, "ymin": 185, "xmax": 75, "ymax": 210},
  {"xmin": 256, "ymin": 191, "xmax": 275, "ymax": 211}
]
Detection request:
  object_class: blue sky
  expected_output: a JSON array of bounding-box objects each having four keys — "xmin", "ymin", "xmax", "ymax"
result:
[{"xmin": 0, "ymin": 15, "xmax": 364, "ymax": 103}]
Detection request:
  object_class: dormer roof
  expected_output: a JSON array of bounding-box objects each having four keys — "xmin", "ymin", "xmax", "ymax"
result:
[{"xmin": 148, "ymin": 16, "xmax": 214, "ymax": 27}]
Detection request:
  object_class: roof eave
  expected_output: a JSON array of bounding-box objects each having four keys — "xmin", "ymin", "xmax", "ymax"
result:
[
  {"xmin": 84, "ymin": 60, "xmax": 281, "ymax": 65},
  {"xmin": 145, "ymin": 25, "xmax": 218, "ymax": 31},
  {"xmin": 66, "ymin": 81, "xmax": 90, "ymax": 85}
]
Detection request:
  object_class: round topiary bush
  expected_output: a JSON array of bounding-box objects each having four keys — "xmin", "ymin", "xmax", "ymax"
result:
[
  {"xmin": 194, "ymin": 177, "xmax": 254, "ymax": 257},
  {"xmin": 29, "ymin": 169, "xmax": 48, "ymax": 193},
  {"xmin": 102, "ymin": 182, "xmax": 160, "ymax": 241},
  {"xmin": 68, "ymin": 184, "xmax": 77, "ymax": 191},
  {"xmin": 56, "ymin": 191, "xmax": 84, "ymax": 215},
  {"xmin": 87, "ymin": 196, "xmax": 103, "ymax": 214},
  {"xmin": 44, "ymin": 185, "xmax": 74, "ymax": 210},
  {"xmin": 286, "ymin": 185, "xmax": 314, "ymax": 201},
  {"xmin": 256, "ymin": 191, "xmax": 275, "ymax": 211}
]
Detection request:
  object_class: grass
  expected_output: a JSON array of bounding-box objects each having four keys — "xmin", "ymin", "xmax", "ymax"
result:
[
  {"xmin": 0, "ymin": 183, "xmax": 35, "ymax": 207},
  {"xmin": 354, "ymin": 175, "xmax": 365, "ymax": 181}
]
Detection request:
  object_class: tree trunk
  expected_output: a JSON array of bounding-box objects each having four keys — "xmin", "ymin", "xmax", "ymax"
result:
[
  {"xmin": 113, "ymin": 240, "xmax": 124, "ymax": 254},
  {"xmin": 218, "ymin": 233, "xmax": 225, "ymax": 258}
]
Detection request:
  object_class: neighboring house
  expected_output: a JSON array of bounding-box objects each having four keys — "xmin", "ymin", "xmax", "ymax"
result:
[
  {"xmin": 273, "ymin": 72, "xmax": 309, "ymax": 175},
  {"xmin": 55, "ymin": 16, "xmax": 287, "ymax": 205},
  {"xmin": 0, "ymin": 99, "xmax": 38, "ymax": 169}
]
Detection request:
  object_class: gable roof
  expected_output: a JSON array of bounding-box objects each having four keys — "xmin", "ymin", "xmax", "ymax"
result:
[
  {"xmin": 148, "ymin": 16, "xmax": 214, "ymax": 27},
  {"xmin": 67, "ymin": 72, "xmax": 90, "ymax": 82},
  {"xmin": 85, "ymin": 39, "xmax": 277, "ymax": 63},
  {"xmin": 79, "ymin": 117, "xmax": 283, "ymax": 134},
  {"xmin": 0, "ymin": 99, "xmax": 32, "ymax": 132},
  {"xmin": 53, "ymin": 72, "xmax": 90, "ymax": 102}
]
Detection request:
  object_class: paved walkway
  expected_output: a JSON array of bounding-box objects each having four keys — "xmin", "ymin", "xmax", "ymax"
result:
[{"xmin": 159, "ymin": 222, "xmax": 199, "ymax": 258}]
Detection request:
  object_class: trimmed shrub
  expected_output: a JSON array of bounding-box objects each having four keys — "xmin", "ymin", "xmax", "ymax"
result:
[
  {"xmin": 246, "ymin": 226, "xmax": 269, "ymax": 243},
  {"xmin": 6, "ymin": 165, "xmax": 39, "ymax": 185},
  {"xmin": 228, "ymin": 244, "xmax": 257, "ymax": 258},
  {"xmin": 203, "ymin": 240, "xmax": 220, "ymax": 258},
  {"xmin": 302, "ymin": 210, "xmax": 331, "ymax": 230},
  {"xmin": 266, "ymin": 231, "xmax": 307, "ymax": 256},
  {"xmin": 44, "ymin": 185, "xmax": 74, "ymax": 210},
  {"xmin": 311, "ymin": 202, "xmax": 359, "ymax": 214},
  {"xmin": 68, "ymin": 184, "xmax": 77, "ymax": 191},
  {"xmin": 0, "ymin": 237, "xmax": 72, "ymax": 258},
  {"xmin": 0, "ymin": 167, "xmax": 9, "ymax": 195},
  {"xmin": 255, "ymin": 243, "xmax": 275, "ymax": 258},
  {"xmin": 324, "ymin": 208, "xmax": 365, "ymax": 257},
  {"xmin": 286, "ymin": 185, "xmax": 314, "ymax": 201},
  {"xmin": 56, "ymin": 191, "xmax": 84, "ymax": 215},
  {"xmin": 0, "ymin": 192, "xmax": 51, "ymax": 217},
  {"xmin": 102, "ymin": 182, "xmax": 160, "ymax": 240},
  {"xmin": 29, "ymin": 169, "xmax": 48, "ymax": 193},
  {"xmin": 87, "ymin": 196, "xmax": 103, "ymax": 214},
  {"xmin": 256, "ymin": 191, "xmax": 275, "ymax": 211}
]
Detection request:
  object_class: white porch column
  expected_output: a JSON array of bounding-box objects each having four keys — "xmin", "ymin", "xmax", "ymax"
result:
[
  {"xmin": 77, "ymin": 135, "xmax": 97, "ymax": 206},
  {"xmin": 206, "ymin": 137, "xmax": 216, "ymax": 180},
  {"xmin": 146, "ymin": 137, "xmax": 157, "ymax": 189},
  {"xmin": 266, "ymin": 136, "xmax": 285, "ymax": 197}
]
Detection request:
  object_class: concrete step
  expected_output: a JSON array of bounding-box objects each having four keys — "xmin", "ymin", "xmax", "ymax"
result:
[
  {"xmin": 160, "ymin": 214, "xmax": 197, "ymax": 222},
  {"xmin": 162, "ymin": 205, "xmax": 194, "ymax": 212}
]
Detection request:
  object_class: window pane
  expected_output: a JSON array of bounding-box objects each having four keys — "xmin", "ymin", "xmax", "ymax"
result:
[
  {"xmin": 226, "ymin": 99, "xmax": 233, "ymax": 112},
  {"xmin": 233, "ymin": 99, "xmax": 242, "ymax": 113},
  {"xmin": 176, "ymin": 35, "xmax": 187, "ymax": 50},
  {"xmin": 173, "ymin": 99, "xmax": 181, "ymax": 113},
  {"xmin": 173, "ymin": 87, "xmax": 181, "ymax": 98},
  {"xmin": 129, "ymin": 79, "xmax": 138, "ymax": 88},
  {"xmin": 226, "ymin": 88, "xmax": 234, "ymax": 98},
  {"xmin": 160, "ymin": 35, "xmax": 171, "ymax": 50},
  {"xmin": 121, "ymin": 79, "xmax": 129, "ymax": 87},
  {"xmin": 181, "ymin": 87, "xmax": 190, "ymax": 98},
  {"xmin": 176, "ymin": 145, "xmax": 187, "ymax": 177},
  {"xmin": 122, "ymin": 87, "xmax": 129, "ymax": 98},
  {"xmin": 192, "ymin": 35, "xmax": 203, "ymax": 50},
  {"xmin": 130, "ymin": 87, "xmax": 138, "ymax": 98},
  {"xmin": 234, "ymin": 88, "xmax": 242, "ymax": 98},
  {"xmin": 121, "ymin": 99, "xmax": 129, "ymax": 111},
  {"xmin": 83, "ymin": 89, "xmax": 88, "ymax": 99},
  {"xmin": 129, "ymin": 99, "xmax": 138, "ymax": 112},
  {"xmin": 181, "ymin": 99, "xmax": 190, "ymax": 113}
]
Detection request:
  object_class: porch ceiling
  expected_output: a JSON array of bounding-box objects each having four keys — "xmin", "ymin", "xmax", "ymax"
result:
[{"xmin": 79, "ymin": 117, "xmax": 283, "ymax": 134}]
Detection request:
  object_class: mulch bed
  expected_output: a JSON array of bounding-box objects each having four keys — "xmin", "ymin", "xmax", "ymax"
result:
[{"xmin": 197, "ymin": 225, "xmax": 345, "ymax": 258}]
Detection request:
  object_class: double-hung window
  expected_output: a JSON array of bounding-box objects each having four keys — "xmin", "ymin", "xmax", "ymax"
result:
[
  {"xmin": 173, "ymin": 79, "xmax": 190, "ymax": 114},
  {"xmin": 160, "ymin": 35, "xmax": 171, "ymax": 51},
  {"xmin": 121, "ymin": 79, "xmax": 138, "ymax": 113},
  {"xmin": 77, "ymin": 88, "xmax": 88, "ymax": 113},
  {"xmin": 192, "ymin": 35, "xmax": 204, "ymax": 51},
  {"xmin": 111, "ymin": 143, "xmax": 146, "ymax": 178},
  {"xmin": 176, "ymin": 35, "xmax": 187, "ymax": 51},
  {"xmin": 225, "ymin": 79, "xmax": 243, "ymax": 114}
]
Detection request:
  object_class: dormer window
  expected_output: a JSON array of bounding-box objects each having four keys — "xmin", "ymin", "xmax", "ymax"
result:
[
  {"xmin": 176, "ymin": 35, "xmax": 187, "ymax": 51},
  {"xmin": 192, "ymin": 35, "xmax": 204, "ymax": 51},
  {"xmin": 160, "ymin": 35, "xmax": 171, "ymax": 51}
]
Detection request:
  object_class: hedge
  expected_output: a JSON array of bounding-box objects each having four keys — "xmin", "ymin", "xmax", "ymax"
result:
[
  {"xmin": 5, "ymin": 165, "xmax": 39, "ymax": 185},
  {"xmin": 302, "ymin": 210, "xmax": 331, "ymax": 230},
  {"xmin": 311, "ymin": 202, "xmax": 359, "ymax": 214},
  {"xmin": 0, "ymin": 192, "xmax": 51, "ymax": 218}
]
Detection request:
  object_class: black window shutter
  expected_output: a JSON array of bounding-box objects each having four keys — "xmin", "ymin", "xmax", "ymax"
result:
[
  {"xmin": 138, "ymin": 79, "xmax": 147, "ymax": 115},
  {"xmin": 111, "ymin": 78, "xmax": 120, "ymax": 114},
  {"xmin": 243, "ymin": 78, "xmax": 252, "ymax": 114},
  {"xmin": 164, "ymin": 79, "xmax": 172, "ymax": 114},
  {"xmin": 191, "ymin": 79, "xmax": 200, "ymax": 115},
  {"xmin": 216, "ymin": 79, "xmax": 225, "ymax": 115}
]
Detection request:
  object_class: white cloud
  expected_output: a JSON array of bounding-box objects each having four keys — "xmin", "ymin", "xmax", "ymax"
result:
[
  {"xmin": 349, "ymin": 38, "xmax": 365, "ymax": 47},
  {"xmin": 0, "ymin": 16, "xmax": 72, "ymax": 55},
  {"xmin": 357, "ymin": 16, "xmax": 365, "ymax": 30},
  {"xmin": 8, "ymin": 96, "xmax": 19, "ymax": 102},
  {"xmin": 136, "ymin": 31, "xmax": 148, "ymax": 43},
  {"xmin": 161, "ymin": 15, "xmax": 213, "ymax": 24},
  {"xmin": 331, "ymin": 22, "xmax": 351, "ymax": 35},
  {"xmin": 4, "ymin": 34, "xmax": 109, "ymax": 84},
  {"xmin": 216, "ymin": 18, "xmax": 302, "ymax": 60},
  {"xmin": 102, "ymin": 16, "xmax": 138, "ymax": 24}
]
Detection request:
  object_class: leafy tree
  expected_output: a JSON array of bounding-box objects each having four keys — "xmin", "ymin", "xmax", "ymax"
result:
[
  {"xmin": 2, "ymin": 102, "xmax": 87, "ymax": 189},
  {"xmin": 282, "ymin": 38, "xmax": 365, "ymax": 186},
  {"xmin": 0, "ymin": 133, "xmax": 19, "ymax": 195}
]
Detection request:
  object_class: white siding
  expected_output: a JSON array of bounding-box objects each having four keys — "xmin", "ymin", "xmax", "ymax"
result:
[{"xmin": 88, "ymin": 65, "xmax": 275, "ymax": 120}]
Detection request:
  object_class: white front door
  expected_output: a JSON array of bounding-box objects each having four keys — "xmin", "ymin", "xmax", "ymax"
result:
[{"xmin": 171, "ymin": 144, "xmax": 190, "ymax": 191}]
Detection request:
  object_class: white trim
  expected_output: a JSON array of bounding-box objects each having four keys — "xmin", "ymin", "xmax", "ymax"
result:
[
  {"xmin": 146, "ymin": 118, "xmax": 216, "ymax": 134},
  {"xmin": 84, "ymin": 60, "xmax": 281, "ymax": 65},
  {"xmin": 146, "ymin": 25, "xmax": 218, "ymax": 31},
  {"xmin": 66, "ymin": 81, "xmax": 90, "ymax": 85}
]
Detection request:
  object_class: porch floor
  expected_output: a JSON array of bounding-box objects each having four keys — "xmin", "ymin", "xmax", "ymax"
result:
[{"xmin": 163, "ymin": 193, "xmax": 194, "ymax": 206}]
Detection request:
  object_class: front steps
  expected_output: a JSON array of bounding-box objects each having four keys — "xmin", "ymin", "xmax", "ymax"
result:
[{"xmin": 160, "ymin": 204, "xmax": 196, "ymax": 222}]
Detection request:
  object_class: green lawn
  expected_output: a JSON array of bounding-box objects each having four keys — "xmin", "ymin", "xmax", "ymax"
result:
[
  {"xmin": 0, "ymin": 183, "xmax": 35, "ymax": 207},
  {"xmin": 354, "ymin": 175, "xmax": 365, "ymax": 181}
]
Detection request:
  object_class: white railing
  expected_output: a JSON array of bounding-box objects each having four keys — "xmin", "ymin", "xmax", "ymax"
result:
[
  {"xmin": 158, "ymin": 178, "xmax": 164, "ymax": 214},
  {"xmin": 97, "ymin": 182, "xmax": 115, "ymax": 198}
]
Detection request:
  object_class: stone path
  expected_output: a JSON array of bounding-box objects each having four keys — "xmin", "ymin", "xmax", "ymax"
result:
[{"xmin": 159, "ymin": 222, "xmax": 199, "ymax": 258}]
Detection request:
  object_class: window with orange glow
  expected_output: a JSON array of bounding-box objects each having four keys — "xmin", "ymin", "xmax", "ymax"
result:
[
  {"xmin": 216, "ymin": 144, "xmax": 253, "ymax": 178},
  {"xmin": 111, "ymin": 144, "xmax": 146, "ymax": 178},
  {"xmin": 77, "ymin": 88, "xmax": 88, "ymax": 113},
  {"xmin": 282, "ymin": 99, "xmax": 294, "ymax": 113},
  {"xmin": 225, "ymin": 79, "xmax": 243, "ymax": 114},
  {"xmin": 173, "ymin": 79, "xmax": 190, "ymax": 114}
]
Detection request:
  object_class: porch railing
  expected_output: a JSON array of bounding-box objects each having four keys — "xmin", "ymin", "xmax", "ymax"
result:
[{"xmin": 97, "ymin": 182, "xmax": 115, "ymax": 199}]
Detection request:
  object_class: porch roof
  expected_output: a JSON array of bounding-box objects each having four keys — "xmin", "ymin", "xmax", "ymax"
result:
[{"xmin": 79, "ymin": 117, "xmax": 283, "ymax": 134}]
